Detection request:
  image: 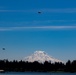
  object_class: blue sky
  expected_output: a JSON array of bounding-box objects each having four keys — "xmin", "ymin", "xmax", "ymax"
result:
[{"xmin": 0, "ymin": 0, "xmax": 76, "ymax": 62}]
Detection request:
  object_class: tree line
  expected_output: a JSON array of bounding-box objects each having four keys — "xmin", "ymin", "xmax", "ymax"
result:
[{"xmin": 0, "ymin": 59, "xmax": 76, "ymax": 72}]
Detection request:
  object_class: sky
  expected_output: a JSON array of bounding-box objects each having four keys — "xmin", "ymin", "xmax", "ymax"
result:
[{"xmin": 0, "ymin": 0, "xmax": 76, "ymax": 62}]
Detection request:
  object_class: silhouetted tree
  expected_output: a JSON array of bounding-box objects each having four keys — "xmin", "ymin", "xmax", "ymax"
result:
[{"xmin": 0, "ymin": 59, "xmax": 76, "ymax": 72}]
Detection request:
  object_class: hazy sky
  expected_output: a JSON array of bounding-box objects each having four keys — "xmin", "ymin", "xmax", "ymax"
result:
[{"xmin": 0, "ymin": 0, "xmax": 76, "ymax": 62}]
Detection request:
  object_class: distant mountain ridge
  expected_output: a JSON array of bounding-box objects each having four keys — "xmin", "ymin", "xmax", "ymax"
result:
[{"xmin": 23, "ymin": 51, "xmax": 63, "ymax": 63}]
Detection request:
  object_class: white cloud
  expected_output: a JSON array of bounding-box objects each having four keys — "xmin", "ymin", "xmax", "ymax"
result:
[
  {"xmin": 0, "ymin": 8, "xmax": 76, "ymax": 13},
  {"xmin": 0, "ymin": 9, "xmax": 35, "ymax": 12},
  {"xmin": 42, "ymin": 8, "xmax": 76, "ymax": 13},
  {"xmin": 0, "ymin": 20, "xmax": 76, "ymax": 27},
  {"xmin": 0, "ymin": 26, "xmax": 76, "ymax": 31}
]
